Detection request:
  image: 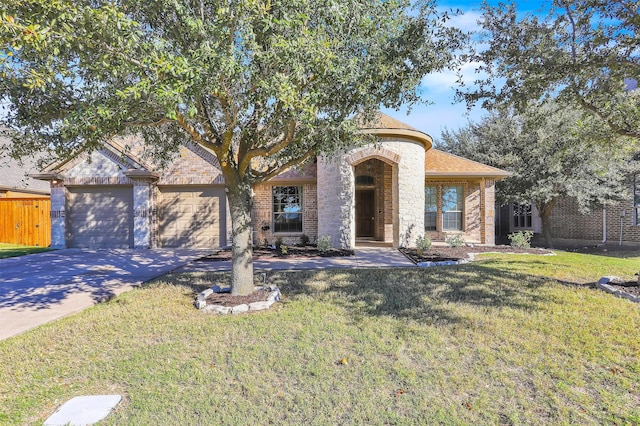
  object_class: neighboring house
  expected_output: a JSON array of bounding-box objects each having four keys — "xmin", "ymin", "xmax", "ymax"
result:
[
  {"xmin": 0, "ymin": 152, "xmax": 51, "ymax": 246},
  {"xmin": 496, "ymin": 187, "xmax": 640, "ymax": 245},
  {"xmin": 32, "ymin": 113, "xmax": 509, "ymax": 249}
]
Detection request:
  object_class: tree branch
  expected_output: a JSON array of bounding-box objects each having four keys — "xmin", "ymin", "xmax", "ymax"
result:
[
  {"xmin": 578, "ymin": 98, "xmax": 640, "ymax": 139},
  {"xmin": 251, "ymin": 147, "xmax": 315, "ymax": 183},
  {"xmin": 238, "ymin": 119, "xmax": 297, "ymax": 174}
]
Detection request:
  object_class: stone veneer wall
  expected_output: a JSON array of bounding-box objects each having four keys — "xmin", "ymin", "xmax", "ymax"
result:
[
  {"xmin": 252, "ymin": 182, "xmax": 318, "ymax": 245},
  {"xmin": 318, "ymin": 138, "xmax": 425, "ymax": 249},
  {"xmin": 49, "ymin": 181, "xmax": 66, "ymax": 249}
]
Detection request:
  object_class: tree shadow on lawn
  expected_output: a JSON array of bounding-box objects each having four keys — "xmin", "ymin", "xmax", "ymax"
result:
[{"xmin": 175, "ymin": 263, "xmax": 567, "ymax": 325}]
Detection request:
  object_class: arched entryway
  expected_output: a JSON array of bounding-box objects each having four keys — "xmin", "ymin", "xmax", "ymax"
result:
[{"xmin": 352, "ymin": 156, "xmax": 396, "ymax": 245}]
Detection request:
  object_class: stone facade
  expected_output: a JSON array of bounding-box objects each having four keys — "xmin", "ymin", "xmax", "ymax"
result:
[{"xmin": 319, "ymin": 139, "xmax": 426, "ymax": 249}]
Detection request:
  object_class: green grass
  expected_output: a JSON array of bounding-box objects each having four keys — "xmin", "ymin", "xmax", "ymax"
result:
[
  {"xmin": 1, "ymin": 251, "xmax": 639, "ymax": 424},
  {"xmin": 0, "ymin": 243, "xmax": 51, "ymax": 259}
]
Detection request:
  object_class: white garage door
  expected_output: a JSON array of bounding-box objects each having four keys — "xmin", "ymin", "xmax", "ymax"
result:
[
  {"xmin": 66, "ymin": 186, "xmax": 134, "ymax": 248},
  {"xmin": 158, "ymin": 186, "xmax": 227, "ymax": 248}
]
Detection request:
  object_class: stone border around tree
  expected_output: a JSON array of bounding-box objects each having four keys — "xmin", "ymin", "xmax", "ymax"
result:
[
  {"xmin": 597, "ymin": 277, "xmax": 640, "ymax": 303},
  {"xmin": 195, "ymin": 286, "xmax": 282, "ymax": 314}
]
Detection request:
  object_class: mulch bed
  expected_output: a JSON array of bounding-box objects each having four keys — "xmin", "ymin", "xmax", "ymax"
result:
[
  {"xmin": 399, "ymin": 245, "xmax": 553, "ymax": 264},
  {"xmin": 205, "ymin": 289, "xmax": 271, "ymax": 307},
  {"xmin": 198, "ymin": 245, "xmax": 354, "ymax": 261},
  {"xmin": 603, "ymin": 280, "xmax": 640, "ymax": 297}
]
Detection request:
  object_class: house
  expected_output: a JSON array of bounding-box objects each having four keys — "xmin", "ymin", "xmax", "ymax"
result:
[
  {"xmin": 0, "ymin": 146, "xmax": 51, "ymax": 246},
  {"xmin": 32, "ymin": 113, "xmax": 509, "ymax": 250},
  {"xmin": 497, "ymin": 190, "xmax": 640, "ymax": 246}
]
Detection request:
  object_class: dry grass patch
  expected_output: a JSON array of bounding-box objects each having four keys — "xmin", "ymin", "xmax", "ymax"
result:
[{"xmin": 0, "ymin": 252, "xmax": 639, "ymax": 424}]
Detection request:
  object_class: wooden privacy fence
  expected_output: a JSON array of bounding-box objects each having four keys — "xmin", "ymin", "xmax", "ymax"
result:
[{"xmin": 0, "ymin": 198, "xmax": 51, "ymax": 246}]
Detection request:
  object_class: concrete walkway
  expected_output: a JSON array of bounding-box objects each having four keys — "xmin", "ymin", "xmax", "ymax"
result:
[
  {"xmin": 177, "ymin": 247, "xmax": 415, "ymax": 272},
  {"xmin": 0, "ymin": 248, "xmax": 209, "ymax": 340},
  {"xmin": 0, "ymin": 247, "xmax": 414, "ymax": 341}
]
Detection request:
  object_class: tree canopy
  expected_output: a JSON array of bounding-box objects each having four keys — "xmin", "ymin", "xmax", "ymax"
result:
[
  {"xmin": 1, "ymin": 0, "xmax": 464, "ymax": 294},
  {"xmin": 439, "ymin": 103, "xmax": 640, "ymax": 247},
  {"xmin": 461, "ymin": 0, "xmax": 640, "ymax": 140}
]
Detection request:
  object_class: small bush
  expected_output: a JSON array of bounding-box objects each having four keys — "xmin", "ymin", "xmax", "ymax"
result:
[
  {"xmin": 300, "ymin": 234, "xmax": 310, "ymax": 246},
  {"xmin": 275, "ymin": 237, "xmax": 284, "ymax": 248},
  {"xmin": 415, "ymin": 235, "xmax": 432, "ymax": 255},
  {"xmin": 280, "ymin": 244, "xmax": 288, "ymax": 255},
  {"xmin": 445, "ymin": 233, "xmax": 465, "ymax": 248},
  {"xmin": 508, "ymin": 230, "xmax": 534, "ymax": 249},
  {"xmin": 317, "ymin": 235, "xmax": 332, "ymax": 252}
]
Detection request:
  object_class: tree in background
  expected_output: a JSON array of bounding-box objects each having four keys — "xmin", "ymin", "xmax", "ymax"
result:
[
  {"xmin": 0, "ymin": 0, "xmax": 464, "ymax": 295},
  {"xmin": 439, "ymin": 104, "xmax": 640, "ymax": 247},
  {"xmin": 461, "ymin": 0, "xmax": 640, "ymax": 140}
]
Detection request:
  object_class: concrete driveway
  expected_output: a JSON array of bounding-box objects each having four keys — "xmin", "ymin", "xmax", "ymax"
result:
[{"xmin": 0, "ymin": 248, "xmax": 210, "ymax": 341}]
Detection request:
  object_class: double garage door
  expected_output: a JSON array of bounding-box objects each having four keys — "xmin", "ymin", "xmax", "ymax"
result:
[{"xmin": 66, "ymin": 186, "xmax": 226, "ymax": 249}]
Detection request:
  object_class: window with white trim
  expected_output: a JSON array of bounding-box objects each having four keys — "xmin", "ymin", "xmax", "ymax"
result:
[
  {"xmin": 273, "ymin": 186, "xmax": 302, "ymax": 233},
  {"xmin": 442, "ymin": 186, "xmax": 463, "ymax": 231},
  {"xmin": 425, "ymin": 186, "xmax": 437, "ymax": 231}
]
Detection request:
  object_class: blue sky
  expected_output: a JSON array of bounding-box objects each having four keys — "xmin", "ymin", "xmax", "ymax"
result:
[{"xmin": 384, "ymin": 0, "xmax": 546, "ymax": 142}]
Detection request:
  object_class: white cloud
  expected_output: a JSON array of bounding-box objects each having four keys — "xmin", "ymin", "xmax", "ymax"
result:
[
  {"xmin": 421, "ymin": 61, "xmax": 488, "ymax": 93},
  {"xmin": 443, "ymin": 10, "xmax": 483, "ymax": 33}
]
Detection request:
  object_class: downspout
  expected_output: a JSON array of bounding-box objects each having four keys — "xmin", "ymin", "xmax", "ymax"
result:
[
  {"xmin": 598, "ymin": 208, "xmax": 607, "ymax": 246},
  {"xmin": 620, "ymin": 210, "xmax": 625, "ymax": 246}
]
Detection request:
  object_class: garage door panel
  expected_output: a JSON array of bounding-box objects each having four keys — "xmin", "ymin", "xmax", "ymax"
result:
[
  {"xmin": 158, "ymin": 186, "xmax": 226, "ymax": 249},
  {"xmin": 67, "ymin": 186, "xmax": 133, "ymax": 249}
]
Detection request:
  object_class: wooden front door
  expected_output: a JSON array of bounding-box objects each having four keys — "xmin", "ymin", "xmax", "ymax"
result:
[{"xmin": 356, "ymin": 189, "xmax": 375, "ymax": 237}]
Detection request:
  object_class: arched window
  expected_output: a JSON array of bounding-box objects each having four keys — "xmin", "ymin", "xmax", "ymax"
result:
[{"xmin": 355, "ymin": 175, "xmax": 374, "ymax": 186}]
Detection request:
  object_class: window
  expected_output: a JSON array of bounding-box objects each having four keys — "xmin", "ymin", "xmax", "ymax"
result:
[
  {"xmin": 424, "ymin": 184, "xmax": 465, "ymax": 232},
  {"xmin": 355, "ymin": 175, "xmax": 375, "ymax": 186},
  {"xmin": 425, "ymin": 186, "xmax": 437, "ymax": 231},
  {"xmin": 273, "ymin": 186, "xmax": 302, "ymax": 233},
  {"xmin": 442, "ymin": 186, "xmax": 463, "ymax": 231},
  {"xmin": 512, "ymin": 203, "xmax": 532, "ymax": 229}
]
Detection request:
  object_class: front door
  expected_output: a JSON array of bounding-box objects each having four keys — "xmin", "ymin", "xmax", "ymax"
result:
[{"xmin": 356, "ymin": 189, "xmax": 375, "ymax": 237}]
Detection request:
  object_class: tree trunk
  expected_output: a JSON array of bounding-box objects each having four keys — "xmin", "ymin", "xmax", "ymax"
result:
[
  {"xmin": 537, "ymin": 200, "xmax": 556, "ymax": 249},
  {"xmin": 227, "ymin": 185, "xmax": 255, "ymax": 296}
]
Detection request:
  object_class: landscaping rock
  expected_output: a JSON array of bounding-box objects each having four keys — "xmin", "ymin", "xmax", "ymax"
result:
[
  {"xmin": 231, "ymin": 304, "xmax": 249, "ymax": 314},
  {"xmin": 249, "ymin": 301, "xmax": 273, "ymax": 311},
  {"xmin": 197, "ymin": 288, "xmax": 213, "ymax": 302}
]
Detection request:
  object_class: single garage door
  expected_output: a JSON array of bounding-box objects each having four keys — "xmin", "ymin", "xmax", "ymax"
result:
[
  {"xmin": 158, "ymin": 186, "xmax": 227, "ymax": 248},
  {"xmin": 66, "ymin": 186, "xmax": 134, "ymax": 248}
]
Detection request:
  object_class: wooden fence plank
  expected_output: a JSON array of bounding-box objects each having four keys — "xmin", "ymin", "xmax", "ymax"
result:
[{"xmin": 0, "ymin": 198, "xmax": 51, "ymax": 246}]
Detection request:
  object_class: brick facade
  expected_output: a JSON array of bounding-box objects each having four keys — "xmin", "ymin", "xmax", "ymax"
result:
[
  {"xmin": 38, "ymin": 130, "xmax": 503, "ymax": 249},
  {"xmin": 548, "ymin": 196, "xmax": 640, "ymax": 245}
]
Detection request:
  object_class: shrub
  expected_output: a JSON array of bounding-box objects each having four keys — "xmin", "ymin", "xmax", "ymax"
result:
[
  {"xmin": 415, "ymin": 234, "xmax": 432, "ymax": 255},
  {"xmin": 275, "ymin": 237, "xmax": 283, "ymax": 248},
  {"xmin": 300, "ymin": 234, "xmax": 310, "ymax": 246},
  {"xmin": 317, "ymin": 235, "xmax": 332, "ymax": 252},
  {"xmin": 508, "ymin": 230, "xmax": 534, "ymax": 249},
  {"xmin": 445, "ymin": 233, "xmax": 465, "ymax": 248},
  {"xmin": 280, "ymin": 244, "xmax": 288, "ymax": 255}
]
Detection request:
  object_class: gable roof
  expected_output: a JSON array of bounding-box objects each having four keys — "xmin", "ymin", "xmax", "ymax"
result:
[
  {"xmin": 0, "ymin": 156, "xmax": 51, "ymax": 195},
  {"xmin": 425, "ymin": 148, "xmax": 510, "ymax": 180},
  {"xmin": 0, "ymin": 132, "xmax": 51, "ymax": 194}
]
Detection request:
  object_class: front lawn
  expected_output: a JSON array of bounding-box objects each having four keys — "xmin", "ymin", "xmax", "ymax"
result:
[
  {"xmin": 1, "ymin": 251, "xmax": 639, "ymax": 424},
  {"xmin": 0, "ymin": 243, "xmax": 51, "ymax": 259}
]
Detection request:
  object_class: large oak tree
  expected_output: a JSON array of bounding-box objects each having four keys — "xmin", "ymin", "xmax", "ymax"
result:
[
  {"xmin": 1, "ymin": 0, "xmax": 463, "ymax": 295},
  {"xmin": 439, "ymin": 104, "xmax": 640, "ymax": 247},
  {"xmin": 461, "ymin": 0, "xmax": 640, "ymax": 140}
]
